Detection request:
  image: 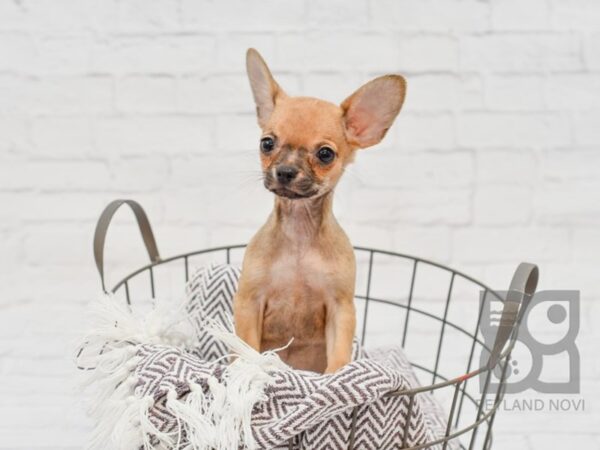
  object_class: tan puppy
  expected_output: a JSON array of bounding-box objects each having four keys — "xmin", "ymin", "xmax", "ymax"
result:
[{"xmin": 234, "ymin": 49, "xmax": 406, "ymax": 374}]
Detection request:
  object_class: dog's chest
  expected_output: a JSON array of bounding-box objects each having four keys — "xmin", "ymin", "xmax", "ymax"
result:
[{"xmin": 261, "ymin": 249, "xmax": 334, "ymax": 342}]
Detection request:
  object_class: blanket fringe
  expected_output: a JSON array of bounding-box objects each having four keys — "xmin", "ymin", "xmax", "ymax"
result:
[
  {"xmin": 78, "ymin": 294, "xmax": 289, "ymax": 450},
  {"xmin": 162, "ymin": 320, "xmax": 290, "ymax": 450}
]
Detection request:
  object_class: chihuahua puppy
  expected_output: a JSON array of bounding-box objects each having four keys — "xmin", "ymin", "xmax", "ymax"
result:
[{"xmin": 234, "ymin": 49, "xmax": 406, "ymax": 374}]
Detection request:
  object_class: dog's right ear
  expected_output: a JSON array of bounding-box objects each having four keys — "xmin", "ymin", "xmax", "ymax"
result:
[{"xmin": 246, "ymin": 48, "xmax": 285, "ymax": 128}]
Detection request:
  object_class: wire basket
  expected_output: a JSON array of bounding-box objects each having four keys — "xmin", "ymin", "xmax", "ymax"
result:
[{"xmin": 93, "ymin": 199, "xmax": 539, "ymax": 450}]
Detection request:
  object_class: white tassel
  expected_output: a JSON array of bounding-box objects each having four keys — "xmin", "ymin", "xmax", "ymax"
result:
[
  {"xmin": 166, "ymin": 387, "xmax": 214, "ymax": 449},
  {"xmin": 156, "ymin": 322, "xmax": 292, "ymax": 450},
  {"xmin": 79, "ymin": 293, "xmax": 292, "ymax": 450},
  {"xmin": 80, "ymin": 294, "xmax": 194, "ymax": 349},
  {"xmin": 78, "ymin": 292, "xmax": 194, "ymax": 450},
  {"xmin": 205, "ymin": 318, "xmax": 291, "ymax": 372},
  {"xmin": 139, "ymin": 396, "xmax": 175, "ymax": 450}
]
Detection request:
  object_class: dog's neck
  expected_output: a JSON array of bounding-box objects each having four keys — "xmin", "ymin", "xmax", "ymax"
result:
[{"xmin": 273, "ymin": 192, "xmax": 334, "ymax": 244}]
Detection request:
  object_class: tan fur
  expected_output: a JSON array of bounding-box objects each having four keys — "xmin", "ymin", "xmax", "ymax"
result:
[{"xmin": 234, "ymin": 49, "xmax": 406, "ymax": 373}]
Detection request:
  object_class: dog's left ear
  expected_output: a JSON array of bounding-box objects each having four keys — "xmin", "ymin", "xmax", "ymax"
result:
[
  {"xmin": 341, "ymin": 75, "xmax": 406, "ymax": 149},
  {"xmin": 246, "ymin": 48, "xmax": 286, "ymax": 128}
]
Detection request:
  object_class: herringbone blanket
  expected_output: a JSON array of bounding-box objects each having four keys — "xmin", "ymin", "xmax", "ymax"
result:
[{"xmin": 79, "ymin": 264, "xmax": 459, "ymax": 450}]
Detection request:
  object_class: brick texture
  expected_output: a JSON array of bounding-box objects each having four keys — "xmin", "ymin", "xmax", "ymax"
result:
[{"xmin": 1, "ymin": 0, "xmax": 598, "ymax": 448}]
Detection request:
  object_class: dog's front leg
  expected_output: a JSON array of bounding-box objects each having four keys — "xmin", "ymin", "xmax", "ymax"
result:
[
  {"xmin": 325, "ymin": 300, "xmax": 356, "ymax": 374},
  {"xmin": 233, "ymin": 292, "xmax": 262, "ymax": 351}
]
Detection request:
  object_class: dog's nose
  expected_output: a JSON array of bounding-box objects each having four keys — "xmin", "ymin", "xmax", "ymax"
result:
[{"xmin": 276, "ymin": 165, "xmax": 299, "ymax": 185}]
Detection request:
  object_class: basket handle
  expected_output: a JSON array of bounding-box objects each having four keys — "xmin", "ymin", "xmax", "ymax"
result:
[
  {"xmin": 487, "ymin": 262, "xmax": 539, "ymax": 369},
  {"xmin": 93, "ymin": 199, "xmax": 161, "ymax": 293}
]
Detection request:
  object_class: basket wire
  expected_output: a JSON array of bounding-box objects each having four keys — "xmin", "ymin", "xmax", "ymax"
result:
[{"xmin": 93, "ymin": 199, "xmax": 538, "ymax": 450}]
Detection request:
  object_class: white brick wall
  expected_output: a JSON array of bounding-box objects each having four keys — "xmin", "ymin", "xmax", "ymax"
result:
[{"xmin": 1, "ymin": 0, "xmax": 599, "ymax": 448}]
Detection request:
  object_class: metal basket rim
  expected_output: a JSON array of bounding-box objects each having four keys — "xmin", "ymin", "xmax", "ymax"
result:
[
  {"xmin": 111, "ymin": 243, "xmax": 505, "ymax": 301},
  {"xmin": 108, "ymin": 243, "xmax": 513, "ymax": 393}
]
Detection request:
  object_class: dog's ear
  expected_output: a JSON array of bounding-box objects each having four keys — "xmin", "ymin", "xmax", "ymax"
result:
[
  {"xmin": 246, "ymin": 48, "xmax": 286, "ymax": 128},
  {"xmin": 341, "ymin": 75, "xmax": 406, "ymax": 149}
]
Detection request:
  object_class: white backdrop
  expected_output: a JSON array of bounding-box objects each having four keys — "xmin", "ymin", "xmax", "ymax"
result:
[{"xmin": 1, "ymin": 0, "xmax": 599, "ymax": 448}]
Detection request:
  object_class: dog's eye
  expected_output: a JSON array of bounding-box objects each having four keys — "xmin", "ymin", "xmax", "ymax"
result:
[
  {"xmin": 317, "ymin": 146, "xmax": 335, "ymax": 164},
  {"xmin": 260, "ymin": 137, "xmax": 275, "ymax": 153}
]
